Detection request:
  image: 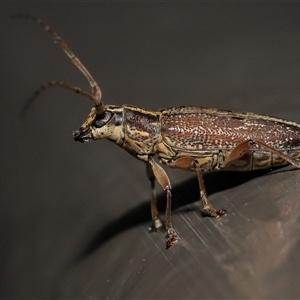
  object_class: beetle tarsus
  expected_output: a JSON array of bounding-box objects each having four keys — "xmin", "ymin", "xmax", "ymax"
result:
[
  {"xmin": 148, "ymin": 218, "xmax": 163, "ymax": 232},
  {"xmin": 206, "ymin": 207, "xmax": 227, "ymax": 219},
  {"xmin": 166, "ymin": 228, "xmax": 178, "ymax": 249}
]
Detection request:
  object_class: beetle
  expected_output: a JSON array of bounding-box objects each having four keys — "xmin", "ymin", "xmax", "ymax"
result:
[{"xmin": 14, "ymin": 15, "xmax": 300, "ymax": 249}]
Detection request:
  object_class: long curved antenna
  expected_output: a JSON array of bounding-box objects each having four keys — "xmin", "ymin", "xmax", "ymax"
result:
[
  {"xmin": 18, "ymin": 81, "xmax": 94, "ymax": 119},
  {"xmin": 11, "ymin": 14, "xmax": 105, "ymax": 116}
]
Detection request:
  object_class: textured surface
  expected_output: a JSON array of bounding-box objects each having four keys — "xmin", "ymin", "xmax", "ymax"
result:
[
  {"xmin": 1, "ymin": 3, "xmax": 300, "ymax": 299},
  {"xmin": 161, "ymin": 106, "xmax": 300, "ymax": 150}
]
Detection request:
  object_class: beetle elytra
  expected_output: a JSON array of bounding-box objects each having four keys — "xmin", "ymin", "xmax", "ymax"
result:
[{"xmin": 14, "ymin": 15, "xmax": 300, "ymax": 249}]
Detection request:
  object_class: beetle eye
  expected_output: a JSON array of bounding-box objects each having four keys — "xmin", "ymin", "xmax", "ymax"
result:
[{"xmin": 92, "ymin": 111, "xmax": 113, "ymax": 128}]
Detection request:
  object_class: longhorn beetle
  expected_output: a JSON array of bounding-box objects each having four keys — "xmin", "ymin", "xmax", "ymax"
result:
[{"xmin": 13, "ymin": 15, "xmax": 300, "ymax": 249}]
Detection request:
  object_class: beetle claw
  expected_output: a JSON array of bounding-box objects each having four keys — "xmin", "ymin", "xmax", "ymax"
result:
[
  {"xmin": 148, "ymin": 225, "xmax": 158, "ymax": 232},
  {"xmin": 148, "ymin": 218, "xmax": 163, "ymax": 232},
  {"xmin": 207, "ymin": 208, "xmax": 227, "ymax": 219}
]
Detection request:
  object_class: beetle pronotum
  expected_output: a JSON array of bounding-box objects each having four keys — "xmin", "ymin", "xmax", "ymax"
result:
[{"xmin": 14, "ymin": 15, "xmax": 300, "ymax": 249}]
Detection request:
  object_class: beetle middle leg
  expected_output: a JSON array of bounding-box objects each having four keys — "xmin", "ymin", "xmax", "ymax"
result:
[
  {"xmin": 169, "ymin": 157, "xmax": 227, "ymax": 218},
  {"xmin": 148, "ymin": 157, "xmax": 178, "ymax": 249}
]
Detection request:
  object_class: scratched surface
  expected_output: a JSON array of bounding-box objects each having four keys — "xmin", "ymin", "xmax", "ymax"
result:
[{"xmin": 1, "ymin": 3, "xmax": 300, "ymax": 299}]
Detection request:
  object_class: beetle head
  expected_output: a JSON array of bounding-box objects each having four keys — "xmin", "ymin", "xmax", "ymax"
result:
[{"xmin": 73, "ymin": 105, "xmax": 123, "ymax": 144}]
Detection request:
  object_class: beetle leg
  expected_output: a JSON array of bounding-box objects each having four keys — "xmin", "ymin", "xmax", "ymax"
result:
[
  {"xmin": 221, "ymin": 139, "xmax": 300, "ymax": 169},
  {"xmin": 253, "ymin": 140, "xmax": 300, "ymax": 168},
  {"xmin": 193, "ymin": 160, "xmax": 227, "ymax": 218},
  {"xmin": 146, "ymin": 163, "xmax": 163, "ymax": 231},
  {"xmin": 220, "ymin": 140, "xmax": 250, "ymax": 168},
  {"xmin": 169, "ymin": 157, "xmax": 227, "ymax": 218},
  {"xmin": 148, "ymin": 157, "xmax": 178, "ymax": 249}
]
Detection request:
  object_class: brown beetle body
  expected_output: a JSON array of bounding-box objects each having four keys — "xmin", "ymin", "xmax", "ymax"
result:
[
  {"xmin": 79, "ymin": 104, "xmax": 300, "ymax": 172},
  {"xmin": 15, "ymin": 15, "xmax": 300, "ymax": 249}
]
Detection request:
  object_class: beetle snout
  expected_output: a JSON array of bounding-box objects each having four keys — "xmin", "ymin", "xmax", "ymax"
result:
[{"xmin": 73, "ymin": 127, "xmax": 92, "ymax": 143}]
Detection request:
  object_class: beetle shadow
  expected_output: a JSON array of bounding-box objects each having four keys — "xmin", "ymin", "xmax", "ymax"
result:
[{"xmin": 75, "ymin": 168, "xmax": 274, "ymax": 261}]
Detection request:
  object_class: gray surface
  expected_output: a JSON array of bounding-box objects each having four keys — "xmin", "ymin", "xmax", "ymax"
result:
[{"xmin": 1, "ymin": 2, "xmax": 300, "ymax": 299}]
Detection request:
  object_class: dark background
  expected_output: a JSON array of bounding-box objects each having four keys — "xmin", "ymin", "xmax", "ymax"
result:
[{"xmin": 1, "ymin": 2, "xmax": 300, "ymax": 299}]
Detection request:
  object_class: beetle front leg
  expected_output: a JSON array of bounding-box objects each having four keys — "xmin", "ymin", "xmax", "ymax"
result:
[
  {"xmin": 148, "ymin": 157, "xmax": 178, "ymax": 249},
  {"xmin": 146, "ymin": 163, "xmax": 163, "ymax": 231},
  {"xmin": 169, "ymin": 157, "xmax": 227, "ymax": 218}
]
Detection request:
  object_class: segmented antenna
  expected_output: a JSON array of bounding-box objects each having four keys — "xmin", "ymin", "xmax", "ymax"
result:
[
  {"xmin": 18, "ymin": 81, "xmax": 95, "ymax": 119},
  {"xmin": 11, "ymin": 14, "xmax": 105, "ymax": 118}
]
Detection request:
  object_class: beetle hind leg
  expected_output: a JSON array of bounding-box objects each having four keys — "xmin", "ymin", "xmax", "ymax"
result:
[{"xmin": 221, "ymin": 139, "xmax": 300, "ymax": 169}]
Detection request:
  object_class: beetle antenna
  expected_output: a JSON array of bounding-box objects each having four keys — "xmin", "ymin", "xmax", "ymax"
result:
[
  {"xmin": 11, "ymin": 14, "xmax": 105, "ymax": 116},
  {"xmin": 18, "ymin": 81, "xmax": 95, "ymax": 119}
]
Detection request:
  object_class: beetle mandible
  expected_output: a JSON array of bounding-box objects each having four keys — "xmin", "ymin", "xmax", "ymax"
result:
[{"xmin": 14, "ymin": 15, "xmax": 300, "ymax": 249}]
